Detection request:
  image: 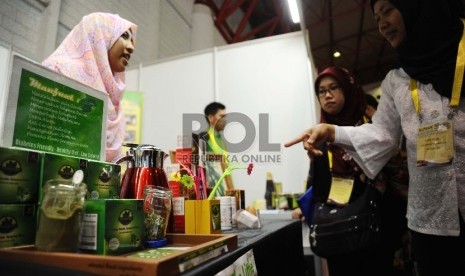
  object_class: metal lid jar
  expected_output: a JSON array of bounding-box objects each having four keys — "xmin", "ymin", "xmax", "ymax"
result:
[{"xmin": 143, "ymin": 185, "xmax": 172, "ymax": 242}]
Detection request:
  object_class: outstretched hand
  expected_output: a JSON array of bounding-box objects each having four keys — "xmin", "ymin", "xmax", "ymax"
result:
[{"xmin": 284, "ymin": 123, "xmax": 335, "ymax": 157}]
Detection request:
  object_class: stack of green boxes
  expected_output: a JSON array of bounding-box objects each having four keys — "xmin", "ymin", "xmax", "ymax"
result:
[
  {"xmin": 41, "ymin": 152, "xmax": 145, "ymax": 255},
  {"xmin": 0, "ymin": 147, "xmax": 41, "ymax": 248},
  {"xmin": 0, "ymin": 147, "xmax": 145, "ymax": 255},
  {"xmin": 80, "ymin": 199, "xmax": 144, "ymax": 255},
  {"xmin": 82, "ymin": 159, "xmax": 145, "ymax": 255}
]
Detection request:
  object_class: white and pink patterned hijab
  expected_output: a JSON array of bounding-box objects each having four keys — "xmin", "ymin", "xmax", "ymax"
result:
[{"xmin": 42, "ymin": 12, "xmax": 137, "ymax": 162}]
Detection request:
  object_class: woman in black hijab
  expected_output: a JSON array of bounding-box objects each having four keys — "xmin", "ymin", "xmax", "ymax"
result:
[
  {"xmin": 286, "ymin": 1, "xmax": 465, "ymax": 276},
  {"xmin": 372, "ymin": 0, "xmax": 465, "ymax": 99},
  {"xmin": 371, "ymin": 1, "xmax": 465, "ymax": 276}
]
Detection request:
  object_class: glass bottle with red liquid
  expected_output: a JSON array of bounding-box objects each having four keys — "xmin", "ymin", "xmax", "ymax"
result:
[{"xmin": 131, "ymin": 145, "xmax": 169, "ymax": 199}]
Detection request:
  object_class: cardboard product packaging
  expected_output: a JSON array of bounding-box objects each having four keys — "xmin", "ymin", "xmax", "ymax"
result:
[
  {"xmin": 0, "ymin": 204, "xmax": 37, "ymax": 248},
  {"xmin": 175, "ymin": 134, "xmax": 199, "ymax": 167},
  {"xmin": 79, "ymin": 199, "xmax": 144, "ymax": 255},
  {"xmin": 171, "ymin": 196, "xmax": 185, "ymax": 233},
  {"xmin": 40, "ymin": 152, "xmax": 88, "ymax": 203},
  {"xmin": 175, "ymin": 148, "xmax": 192, "ymax": 167},
  {"xmin": 86, "ymin": 160, "xmax": 121, "ymax": 199},
  {"xmin": 0, "ymin": 147, "xmax": 41, "ymax": 204},
  {"xmin": 225, "ymin": 189, "xmax": 246, "ymax": 210},
  {"xmin": 184, "ymin": 199, "xmax": 221, "ymax": 234}
]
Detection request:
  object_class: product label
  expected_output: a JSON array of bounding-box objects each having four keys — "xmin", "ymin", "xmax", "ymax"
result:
[
  {"xmin": 80, "ymin": 213, "xmax": 98, "ymax": 250},
  {"xmin": 172, "ymin": 197, "xmax": 185, "ymax": 233},
  {"xmin": 12, "ymin": 69, "xmax": 104, "ymax": 160},
  {"xmin": 87, "ymin": 162, "xmax": 121, "ymax": 199},
  {"xmin": 416, "ymin": 120, "xmax": 454, "ymax": 166}
]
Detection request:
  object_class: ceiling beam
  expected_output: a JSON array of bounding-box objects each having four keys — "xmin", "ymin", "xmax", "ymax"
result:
[
  {"xmin": 328, "ymin": 0, "xmax": 334, "ymax": 66},
  {"xmin": 197, "ymin": 0, "xmax": 291, "ymax": 44},
  {"xmin": 232, "ymin": 0, "xmax": 257, "ymax": 42},
  {"xmin": 352, "ymin": 0, "xmax": 366, "ymax": 73}
]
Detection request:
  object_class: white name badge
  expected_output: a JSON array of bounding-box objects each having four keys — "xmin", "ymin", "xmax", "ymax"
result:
[{"xmin": 416, "ymin": 120, "xmax": 454, "ymax": 167}]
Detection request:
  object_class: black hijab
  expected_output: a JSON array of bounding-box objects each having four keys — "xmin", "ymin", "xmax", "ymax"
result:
[{"xmin": 371, "ymin": 0, "xmax": 465, "ymax": 99}]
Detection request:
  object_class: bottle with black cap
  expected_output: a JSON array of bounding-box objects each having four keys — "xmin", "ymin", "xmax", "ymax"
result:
[{"xmin": 264, "ymin": 172, "xmax": 275, "ymax": 210}]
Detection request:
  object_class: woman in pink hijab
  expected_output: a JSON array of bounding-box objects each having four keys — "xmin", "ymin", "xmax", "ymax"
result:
[{"xmin": 42, "ymin": 12, "xmax": 137, "ymax": 162}]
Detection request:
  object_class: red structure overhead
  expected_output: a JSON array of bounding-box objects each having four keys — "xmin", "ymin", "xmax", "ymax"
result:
[
  {"xmin": 196, "ymin": 0, "xmax": 299, "ymax": 44},
  {"xmin": 196, "ymin": 0, "xmax": 400, "ymax": 87}
]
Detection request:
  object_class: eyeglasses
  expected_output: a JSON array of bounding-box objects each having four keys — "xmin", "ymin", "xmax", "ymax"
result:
[{"xmin": 318, "ymin": 85, "xmax": 341, "ymax": 98}]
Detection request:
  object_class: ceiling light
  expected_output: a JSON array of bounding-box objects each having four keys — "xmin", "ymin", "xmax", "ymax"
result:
[
  {"xmin": 333, "ymin": 51, "xmax": 341, "ymax": 58},
  {"xmin": 287, "ymin": 0, "xmax": 300, "ymax": 23}
]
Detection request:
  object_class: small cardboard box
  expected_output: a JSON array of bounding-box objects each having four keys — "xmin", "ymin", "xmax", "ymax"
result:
[
  {"xmin": 40, "ymin": 152, "xmax": 88, "ymax": 203},
  {"xmin": 175, "ymin": 148, "xmax": 192, "ymax": 166},
  {"xmin": 80, "ymin": 199, "xmax": 144, "ymax": 255},
  {"xmin": 185, "ymin": 199, "xmax": 221, "ymax": 234},
  {"xmin": 86, "ymin": 160, "xmax": 121, "ymax": 199},
  {"xmin": 225, "ymin": 189, "xmax": 246, "ymax": 210},
  {"xmin": 0, "ymin": 204, "xmax": 37, "ymax": 248},
  {"xmin": 0, "ymin": 147, "xmax": 41, "ymax": 204},
  {"xmin": 171, "ymin": 196, "xmax": 185, "ymax": 233}
]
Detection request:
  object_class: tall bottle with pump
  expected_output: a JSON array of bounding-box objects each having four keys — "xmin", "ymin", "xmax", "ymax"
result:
[{"xmin": 265, "ymin": 172, "xmax": 275, "ymax": 209}]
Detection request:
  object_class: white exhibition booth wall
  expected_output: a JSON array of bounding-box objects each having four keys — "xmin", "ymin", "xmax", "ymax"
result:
[{"xmin": 125, "ymin": 31, "xmax": 319, "ymax": 207}]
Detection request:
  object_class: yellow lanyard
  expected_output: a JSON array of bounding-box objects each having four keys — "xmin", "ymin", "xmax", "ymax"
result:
[
  {"xmin": 410, "ymin": 18, "xmax": 465, "ymax": 117},
  {"xmin": 327, "ymin": 116, "xmax": 366, "ymax": 171},
  {"xmin": 451, "ymin": 19, "xmax": 465, "ymax": 107},
  {"xmin": 410, "ymin": 79, "xmax": 421, "ymax": 116},
  {"xmin": 328, "ymin": 151, "xmax": 333, "ymax": 170},
  {"xmin": 207, "ymin": 128, "xmax": 228, "ymax": 156}
]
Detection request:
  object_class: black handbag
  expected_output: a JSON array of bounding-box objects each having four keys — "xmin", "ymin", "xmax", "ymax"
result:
[{"xmin": 309, "ymin": 182, "xmax": 382, "ymax": 258}]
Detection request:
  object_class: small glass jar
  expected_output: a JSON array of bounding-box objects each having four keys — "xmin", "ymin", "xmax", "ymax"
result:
[
  {"xmin": 35, "ymin": 180, "xmax": 87, "ymax": 252},
  {"xmin": 143, "ymin": 185, "xmax": 172, "ymax": 243}
]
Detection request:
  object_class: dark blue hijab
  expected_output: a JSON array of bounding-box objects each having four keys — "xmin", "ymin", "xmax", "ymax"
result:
[{"xmin": 371, "ymin": 0, "xmax": 465, "ymax": 99}]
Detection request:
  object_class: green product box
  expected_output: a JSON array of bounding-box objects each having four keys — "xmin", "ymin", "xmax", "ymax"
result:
[
  {"xmin": 80, "ymin": 199, "xmax": 144, "ymax": 255},
  {"xmin": 87, "ymin": 161, "xmax": 121, "ymax": 199},
  {"xmin": 0, "ymin": 147, "xmax": 41, "ymax": 204},
  {"xmin": 0, "ymin": 204, "xmax": 37, "ymax": 248},
  {"xmin": 40, "ymin": 152, "xmax": 88, "ymax": 204}
]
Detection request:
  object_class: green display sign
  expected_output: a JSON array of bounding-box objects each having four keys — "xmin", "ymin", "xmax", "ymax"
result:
[{"xmin": 12, "ymin": 69, "xmax": 104, "ymax": 160}]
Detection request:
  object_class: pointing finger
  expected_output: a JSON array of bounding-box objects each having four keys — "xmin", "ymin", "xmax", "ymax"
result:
[{"xmin": 284, "ymin": 135, "xmax": 305, "ymax": 148}]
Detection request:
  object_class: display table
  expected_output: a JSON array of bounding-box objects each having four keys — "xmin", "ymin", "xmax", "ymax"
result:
[
  {"xmin": 183, "ymin": 218, "xmax": 305, "ymax": 275},
  {"xmin": 0, "ymin": 218, "xmax": 305, "ymax": 275}
]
